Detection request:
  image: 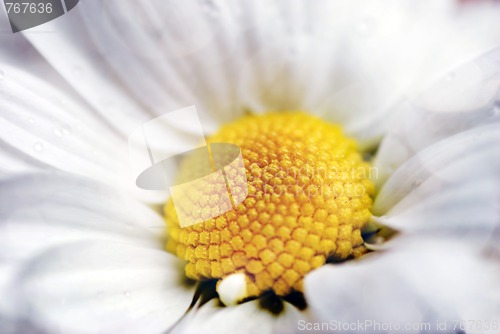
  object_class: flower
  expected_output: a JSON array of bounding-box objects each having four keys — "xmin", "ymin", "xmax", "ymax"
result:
[{"xmin": 1, "ymin": 1, "xmax": 500, "ymax": 333}]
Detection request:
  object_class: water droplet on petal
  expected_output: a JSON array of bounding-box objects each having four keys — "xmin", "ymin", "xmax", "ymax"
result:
[{"xmin": 33, "ymin": 142, "xmax": 44, "ymax": 152}]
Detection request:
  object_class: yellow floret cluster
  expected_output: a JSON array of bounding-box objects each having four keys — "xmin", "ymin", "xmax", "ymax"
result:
[{"xmin": 165, "ymin": 112, "xmax": 374, "ymax": 298}]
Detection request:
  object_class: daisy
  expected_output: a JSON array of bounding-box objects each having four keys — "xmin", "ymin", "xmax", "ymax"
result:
[{"xmin": 1, "ymin": 1, "xmax": 500, "ymax": 333}]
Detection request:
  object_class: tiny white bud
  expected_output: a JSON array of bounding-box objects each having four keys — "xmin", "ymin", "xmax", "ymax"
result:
[{"xmin": 217, "ymin": 273, "xmax": 247, "ymax": 306}]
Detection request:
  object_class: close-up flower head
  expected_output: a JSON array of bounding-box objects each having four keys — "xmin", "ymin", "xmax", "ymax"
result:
[{"xmin": 1, "ymin": 1, "xmax": 500, "ymax": 333}]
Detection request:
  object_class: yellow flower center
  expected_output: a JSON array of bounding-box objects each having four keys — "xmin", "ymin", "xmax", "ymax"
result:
[{"xmin": 165, "ymin": 112, "xmax": 374, "ymax": 299}]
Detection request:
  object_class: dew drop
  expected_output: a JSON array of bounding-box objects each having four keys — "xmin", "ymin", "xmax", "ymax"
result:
[
  {"xmin": 53, "ymin": 124, "xmax": 71, "ymax": 137},
  {"xmin": 33, "ymin": 142, "xmax": 44, "ymax": 152}
]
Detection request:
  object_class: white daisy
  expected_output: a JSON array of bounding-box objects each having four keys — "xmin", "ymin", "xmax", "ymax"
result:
[{"xmin": 1, "ymin": 1, "xmax": 500, "ymax": 334}]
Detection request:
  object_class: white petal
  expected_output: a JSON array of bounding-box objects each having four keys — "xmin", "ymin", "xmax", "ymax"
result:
[
  {"xmin": 16, "ymin": 0, "xmax": 500, "ymax": 149},
  {"xmin": 308, "ymin": 0, "xmax": 500, "ymax": 146},
  {"xmin": 0, "ymin": 173, "xmax": 186, "ymax": 331},
  {"xmin": 230, "ymin": 0, "xmax": 500, "ymax": 147},
  {"xmin": 153, "ymin": 0, "xmax": 497, "ymax": 149},
  {"xmin": 374, "ymin": 47, "xmax": 500, "ymax": 184},
  {"xmin": 1, "ymin": 66, "xmax": 126, "ymax": 178},
  {"xmin": 0, "ymin": 173, "xmax": 166, "ymax": 261},
  {"xmin": 17, "ymin": 241, "xmax": 193, "ymax": 334},
  {"xmin": 172, "ymin": 299, "xmax": 306, "ymax": 334},
  {"xmin": 1, "ymin": 7, "xmax": 210, "ymax": 203},
  {"xmin": 19, "ymin": 0, "xmax": 230, "ymax": 135},
  {"xmin": 0, "ymin": 265, "xmax": 19, "ymax": 317},
  {"xmin": 78, "ymin": 0, "xmax": 234, "ymax": 131},
  {"xmin": 0, "ymin": 172, "xmax": 168, "ymax": 316},
  {"xmin": 0, "ymin": 18, "xmax": 88, "ymax": 122},
  {"xmin": 0, "ymin": 66, "xmax": 169, "ymax": 202},
  {"xmin": 0, "ymin": 316, "xmax": 43, "ymax": 334},
  {"xmin": 18, "ymin": 13, "xmax": 150, "ymax": 138},
  {"xmin": 0, "ymin": 139, "xmax": 51, "ymax": 175},
  {"xmin": 305, "ymin": 238, "xmax": 500, "ymax": 334},
  {"xmin": 373, "ymin": 124, "xmax": 500, "ymax": 244}
]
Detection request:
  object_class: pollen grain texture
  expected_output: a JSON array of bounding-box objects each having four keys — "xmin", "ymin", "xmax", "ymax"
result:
[{"xmin": 165, "ymin": 112, "xmax": 374, "ymax": 298}]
